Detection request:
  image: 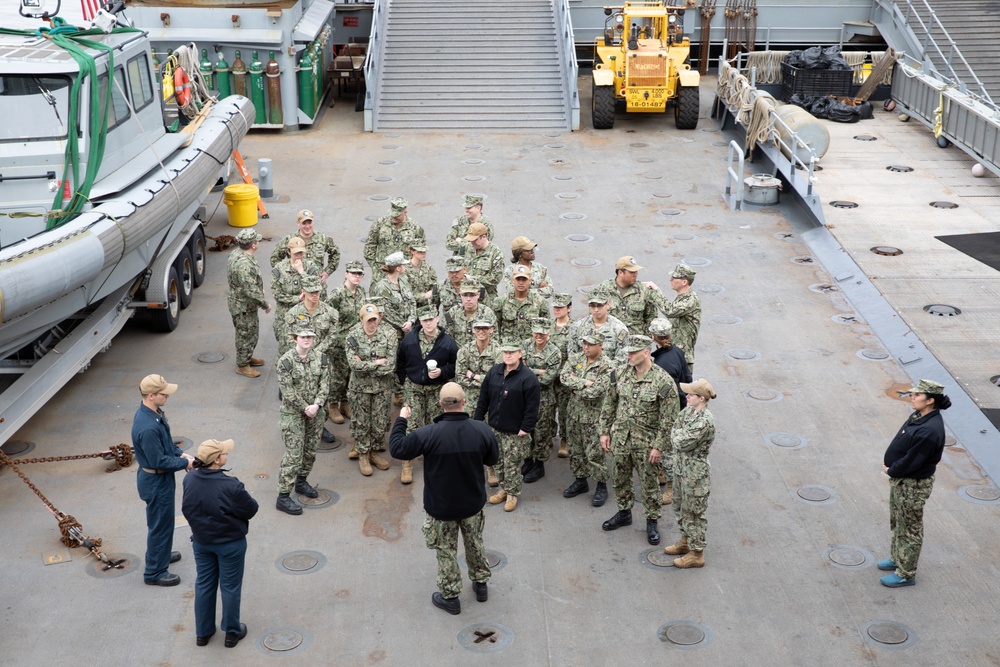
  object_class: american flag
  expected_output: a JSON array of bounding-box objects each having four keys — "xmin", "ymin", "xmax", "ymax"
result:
[{"xmin": 80, "ymin": 0, "xmax": 102, "ymax": 21}]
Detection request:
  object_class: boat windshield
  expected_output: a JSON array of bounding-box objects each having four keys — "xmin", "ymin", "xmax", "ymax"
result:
[{"xmin": 0, "ymin": 74, "xmax": 72, "ymax": 143}]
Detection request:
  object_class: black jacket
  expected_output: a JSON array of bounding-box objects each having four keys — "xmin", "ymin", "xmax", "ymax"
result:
[
  {"xmin": 396, "ymin": 326, "xmax": 458, "ymax": 386},
  {"xmin": 474, "ymin": 360, "xmax": 541, "ymax": 434},
  {"xmin": 182, "ymin": 468, "xmax": 259, "ymax": 544},
  {"xmin": 883, "ymin": 409, "xmax": 945, "ymax": 479},
  {"xmin": 652, "ymin": 344, "xmax": 691, "ymax": 409},
  {"xmin": 389, "ymin": 412, "xmax": 500, "ymax": 521}
]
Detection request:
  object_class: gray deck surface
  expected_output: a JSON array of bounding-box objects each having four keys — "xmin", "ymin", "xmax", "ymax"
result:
[{"xmin": 1, "ymin": 77, "xmax": 999, "ymax": 666}]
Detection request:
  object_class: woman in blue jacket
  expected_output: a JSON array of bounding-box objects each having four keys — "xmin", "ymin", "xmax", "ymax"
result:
[{"xmin": 182, "ymin": 439, "xmax": 259, "ymax": 647}]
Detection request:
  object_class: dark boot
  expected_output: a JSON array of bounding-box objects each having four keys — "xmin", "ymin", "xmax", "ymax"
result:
[
  {"xmin": 563, "ymin": 477, "xmax": 589, "ymax": 498},
  {"xmin": 321, "ymin": 427, "xmax": 337, "ymax": 443},
  {"xmin": 224, "ymin": 622, "xmax": 248, "ymax": 648},
  {"xmin": 602, "ymin": 509, "xmax": 632, "ymax": 531},
  {"xmin": 591, "ymin": 481, "xmax": 608, "ymax": 507},
  {"xmin": 276, "ymin": 493, "xmax": 303, "ymax": 515},
  {"xmin": 646, "ymin": 519, "xmax": 660, "ymax": 545},
  {"xmin": 294, "ymin": 476, "xmax": 319, "ymax": 498},
  {"xmin": 473, "ymin": 581, "xmax": 488, "ymax": 602},
  {"xmin": 523, "ymin": 460, "xmax": 545, "ymax": 484},
  {"xmin": 431, "ymin": 592, "xmax": 461, "ymax": 615},
  {"xmin": 521, "ymin": 458, "xmax": 534, "ymax": 475}
]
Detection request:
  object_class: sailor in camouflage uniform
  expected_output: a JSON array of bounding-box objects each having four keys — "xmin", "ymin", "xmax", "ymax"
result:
[
  {"xmin": 363, "ymin": 197, "xmax": 427, "ymax": 274},
  {"xmin": 346, "ymin": 304, "xmax": 397, "ymax": 476},
  {"xmin": 445, "ymin": 194, "xmax": 494, "ymax": 254},
  {"xmin": 371, "ymin": 251, "xmax": 417, "ymax": 339},
  {"xmin": 520, "ymin": 317, "xmax": 563, "ymax": 484},
  {"xmin": 270, "ymin": 209, "xmax": 340, "ymax": 287},
  {"xmin": 502, "ymin": 236, "xmax": 554, "ymax": 299},
  {"xmin": 444, "ymin": 279, "xmax": 496, "ymax": 351},
  {"xmin": 271, "ymin": 236, "xmax": 320, "ymax": 358},
  {"xmin": 456, "ymin": 319, "xmax": 502, "ymax": 488},
  {"xmin": 550, "ymin": 293, "xmax": 574, "ymax": 458},
  {"xmin": 559, "ymin": 334, "xmax": 615, "ymax": 507},
  {"xmin": 327, "ymin": 261, "xmax": 368, "ymax": 425},
  {"xmin": 664, "ymin": 379, "xmax": 717, "ymax": 568},
  {"xmin": 491, "ymin": 265, "xmax": 547, "ymax": 345},
  {"xmin": 275, "ymin": 325, "xmax": 332, "ymax": 516},
  {"xmin": 566, "ymin": 290, "xmax": 630, "ymax": 366},
  {"xmin": 649, "ymin": 317, "xmax": 692, "ymax": 504},
  {"xmin": 227, "ymin": 228, "xmax": 271, "ymax": 379},
  {"xmin": 661, "ymin": 264, "xmax": 702, "ymax": 372},
  {"xmin": 407, "ymin": 242, "xmax": 439, "ymax": 311},
  {"xmin": 457, "ymin": 222, "xmax": 504, "ymax": 299},
  {"xmin": 599, "ymin": 335, "xmax": 680, "ymax": 546},
  {"xmin": 597, "ymin": 256, "xmax": 662, "ymax": 334},
  {"xmin": 439, "ymin": 256, "xmax": 469, "ymax": 315}
]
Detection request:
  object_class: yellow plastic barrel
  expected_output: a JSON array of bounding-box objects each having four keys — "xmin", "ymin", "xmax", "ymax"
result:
[{"xmin": 223, "ymin": 184, "xmax": 259, "ymax": 228}]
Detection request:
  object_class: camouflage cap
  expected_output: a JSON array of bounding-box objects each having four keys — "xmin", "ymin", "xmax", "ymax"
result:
[
  {"xmin": 464, "ymin": 222, "xmax": 489, "ymax": 241},
  {"xmin": 499, "ymin": 342, "xmax": 522, "ymax": 353},
  {"xmin": 672, "ymin": 263, "xmax": 696, "ymax": 281},
  {"xmin": 587, "ymin": 289, "xmax": 611, "ymax": 305},
  {"xmin": 472, "ymin": 319, "xmax": 494, "ymax": 329},
  {"xmin": 235, "ymin": 228, "xmax": 263, "ymax": 244},
  {"xmin": 408, "ymin": 242, "xmax": 428, "ymax": 252},
  {"xmin": 296, "ymin": 209, "xmax": 314, "ymax": 224},
  {"xmin": 624, "ymin": 334, "xmax": 652, "ymax": 353},
  {"xmin": 531, "ymin": 317, "xmax": 553, "ymax": 334},
  {"xmin": 680, "ymin": 378, "xmax": 716, "ymax": 400},
  {"xmin": 359, "ymin": 303, "xmax": 381, "ymax": 321},
  {"xmin": 383, "ymin": 251, "xmax": 406, "ymax": 267},
  {"xmin": 512, "ymin": 236, "xmax": 537, "ymax": 253},
  {"xmin": 615, "ymin": 255, "xmax": 643, "ymax": 271},
  {"xmin": 389, "ymin": 197, "xmax": 408, "ymax": 214},
  {"xmin": 552, "ymin": 293, "xmax": 573, "ymax": 308},
  {"xmin": 292, "ymin": 323, "xmax": 316, "ymax": 337},
  {"xmin": 910, "ymin": 379, "xmax": 944, "ymax": 395},
  {"xmin": 581, "ymin": 333, "xmax": 603, "ymax": 345},
  {"xmin": 511, "ymin": 265, "xmax": 532, "ymax": 281},
  {"xmin": 459, "ymin": 278, "xmax": 482, "ymax": 294},
  {"xmin": 417, "ymin": 306, "xmax": 439, "ymax": 320},
  {"xmin": 300, "ymin": 274, "xmax": 322, "ymax": 293},
  {"xmin": 288, "ymin": 236, "xmax": 307, "ymax": 254},
  {"xmin": 464, "ymin": 194, "xmax": 484, "ymax": 208},
  {"xmin": 446, "ymin": 256, "xmax": 467, "ymax": 271},
  {"xmin": 649, "ymin": 318, "xmax": 673, "ymax": 336},
  {"xmin": 345, "ymin": 260, "xmax": 365, "ymax": 273}
]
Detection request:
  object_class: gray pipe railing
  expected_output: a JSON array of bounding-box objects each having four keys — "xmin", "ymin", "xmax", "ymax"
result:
[
  {"xmin": 555, "ymin": 0, "xmax": 580, "ymax": 130},
  {"xmin": 362, "ymin": 0, "xmax": 386, "ymax": 132}
]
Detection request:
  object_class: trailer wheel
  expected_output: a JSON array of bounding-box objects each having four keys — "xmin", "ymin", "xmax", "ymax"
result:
[
  {"xmin": 675, "ymin": 86, "xmax": 699, "ymax": 130},
  {"xmin": 175, "ymin": 247, "xmax": 194, "ymax": 309},
  {"xmin": 189, "ymin": 226, "xmax": 207, "ymax": 288},
  {"xmin": 150, "ymin": 266, "xmax": 181, "ymax": 332},
  {"xmin": 592, "ymin": 82, "xmax": 616, "ymax": 130}
]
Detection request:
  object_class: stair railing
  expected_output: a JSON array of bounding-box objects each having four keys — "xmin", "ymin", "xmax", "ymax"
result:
[
  {"xmin": 555, "ymin": 0, "xmax": 580, "ymax": 130},
  {"xmin": 362, "ymin": 0, "xmax": 387, "ymax": 131}
]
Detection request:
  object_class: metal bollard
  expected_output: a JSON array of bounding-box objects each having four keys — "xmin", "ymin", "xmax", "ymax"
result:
[{"xmin": 257, "ymin": 157, "xmax": 274, "ymax": 199}]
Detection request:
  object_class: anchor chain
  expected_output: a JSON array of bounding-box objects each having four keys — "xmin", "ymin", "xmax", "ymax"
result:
[{"xmin": 0, "ymin": 443, "xmax": 133, "ymax": 471}]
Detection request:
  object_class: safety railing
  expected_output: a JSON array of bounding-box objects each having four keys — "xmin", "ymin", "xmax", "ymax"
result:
[
  {"xmin": 556, "ymin": 0, "xmax": 581, "ymax": 130},
  {"xmin": 362, "ymin": 0, "xmax": 386, "ymax": 132},
  {"xmin": 724, "ymin": 140, "xmax": 745, "ymax": 210}
]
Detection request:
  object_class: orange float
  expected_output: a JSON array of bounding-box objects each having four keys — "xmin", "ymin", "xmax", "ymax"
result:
[{"xmin": 173, "ymin": 66, "xmax": 191, "ymax": 106}]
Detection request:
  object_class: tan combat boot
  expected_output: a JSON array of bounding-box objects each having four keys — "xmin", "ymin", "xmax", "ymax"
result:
[
  {"xmin": 236, "ymin": 365, "xmax": 260, "ymax": 378},
  {"xmin": 369, "ymin": 451, "xmax": 390, "ymax": 471},
  {"xmin": 400, "ymin": 461, "xmax": 413, "ymax": 484},
  {"xmin": 557, "ymin": 440, "xmax": 569, "ymax": 458},
  {"xmin": 348, "ymin": 443, "xmax": 359, "ymax": 460},
  {"xmin": 664, "ymin": 535, "xmax": 689, "ymax": 555},
  {"xmin": 340, "ymin": 401, "xmax": 353, "ymax": 420},
  {"xmin": 249, "ymin": 357, "xmax": 265, "ymax": 367},
  {"xmin": 658, "ymin": 469, "xmax": 667, "ymax": 485},
  {"xmin": 486, "ymin": 466, "xmax": 498, "ymax": 487},
  {"xmin": 661, "ymin": 481, "xmax": 673, "ymax": 505},
  {"xmin": 393, "ymin": 392, "xmax": 403, "ymax": 407},
  {"xmin": 328, "ymin": 402, "xmax": 345, "ymax": 424},
  {"xmin": 358, "ymin": 452, "xmax": 373, "ymax": 476},
  {"xmin": 504, "ymin": 495, "xmax": 518, "ymax": 512},
  {"xmin": 488, "ymin": 489, "xmax": 507, "ymax": 505},
  {"xmin": 673, "ymin": 550, "xmax": 704, "ymax": 568}
]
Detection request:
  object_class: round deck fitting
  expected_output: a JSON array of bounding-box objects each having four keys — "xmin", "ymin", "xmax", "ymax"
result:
[
  {"xmin": 298, "ymin": 489, "xmax": 338, "ymax": 508},
  {"xmin": 859, "ymin": 349, "xmax": 890, "ymax": 361},
  {"xmin": 832, "ymin": 314, "xmax": 860, "ymax": 324},
  {"xmin": 862, "ymin": 621, "xmax": 913, "ymax": 647},
  {"xmin": 670, "ymin": 233, "xmax": 695, "ymax": 241},
  {"xmin": 576, "ymin": 285, "xmax": 598, "ymax": 295},
  {"xmin": 698, "ymin": 283, "xmax": 725, "ymax": 295},
  {"xmin": 636, "ymin": 157, "xmax": 656, "ymax": 163},
  {"xmin": 276, "ymin": 550, "xmax": 327, "ymax": 575},
  {"xmin": 826, "ymin": 546, "xmax": 868, "ymax": 568},
  {"xmin": 385, "ymin": 133, "xmax": 403, "ymax": 138},
  {"xmin": 195, "ymin": 352, "xmax": 226, "ymax": 363},
  {"xmin": 681, "ymin": 257, "xmax": 711, "ymax": 266},
  {"xmin": 1, "ymin": 440, "xmax": 34, "ymax": 456},
  {"xmin": 317, "ymin": 437, "xmax": 342, "ymax": 452},
  {"xmin": 462, "ymin": 159, "xmax": 484, "ymax": 165},
  {"xmin": 959, "ymin": 485, "xmax": 1000, "ymax": 504},
  {"xmin": 854, "ymin": 134, "xmax": 878, "ymax": 141},
  {"xmin": 829, "ymin": 200, "xmax": 858, "ymax": 209},
  {"xmin": 809, "ymin": 283, "xmax": 838, "ymax": 293},
  {"xmin": 571, "ymin": 258, "xmax": 600, "ymax": 267},
  {"xmin": 85, "ymin": 553, "xmax": 138, "ymax": 579},
  {"xmin": 463, "ymin": 175, "xmax": 485, "ymax": 182},
  {"xmin": 457, "ymin": 622, "xmax": 514, "ymax": 653},
  {"xmin": 726, "ymin": 349, "xmax": 760, "ymax": 361},
  {"xmin": 944, "ymin": 434, "xmax": 958, "ymax": 447},
  {"xmin": 556, "ymin": 192, "xmax": 580, "ymax": 199},
  {"xmin": 710, "ymin": 314, "xmax": 742, "ymax": 325},
  {"xmin": 657, "ymin": 621, "xmax": 713, "ymax": 650},
  {"xmin": 644, "ymin": 173, "xmax": 663, "ymax": 179},
  {"xmin": 258, "ymin": 627, "xmax": 312, "ymax": 655},
  {"xmin": 930, "ymin": 201, "xmax": 958, "ymax": 209},
  {"xmin": 886, "ymin": 165, "xmax": 913, "ymax": 172},
  {"xmin": 548, "ymin": 158, "xmax": 568, "ymax": 165},
  {"xmin": 173, "ymin": 436, "xmax": 193, "ymax": 452},
  {"xmin": 459, "ymin": 549, "xmax": 507, "ymax": 571},
  {"xmin": 559, "ymin": 212, "xmax": 587, "ymax": 220},
  {"xmin": 746, "ymin": 388, "xmax": 782, "ymax": 402},
  {"xmin": 871, "ymin": 246, "xmax": 903, "ymax": 256},
  {"xmin": 373, "ymin": 176, "xmax": 394, "ymax": 182},
  {"xmin": 381, "ymin": 145, "xmax": 400, "ymax": 150},
  {"xmin": 790, "ymin": 255, "xmax": 815, "ymax": 264},
  {"xmin": 657, "ymin": 208, "xmax": 684, "ymax": 216},
  {"xmin": 544, "ymin": 143, "xmax": 565, "ymax": 149},
  {"xmin": 924, "ymin": 304, "xmax": 961, "ymax": 316},
  {"xmin": 367, "ymin": 194, "xmax": 389, "ymax": 201},
  {"xmin": 565, "ymin": 234, "xmax": 594, "ymax": 243},
  {"xmin": 652, "ymin": 192, "xmax": 672, "ymax": 198},
  {"xmin": 378, "ymin": 159, "xmax": 398, "ymax": 165},
  {"xmin": 765, "ymin": 432, "xmax": 806, "ymax": 449},
  {"xmin": 464, "ymin": 143, "xmax": 483, "ymax": 150},
  {"xmin": 700, "ymin": 127, "xmax": 719, "ymax": 133},
  {"xmin": 551, "ymin": 175, "xmax": 574, "ymax": 181},
  {"xmin": 641, "ymin": 547, "xmax": 677, "ymax": 568},
  {"xmin": 797, "ymin": 485, "xmax": 833, "ymax": 502},
  {"xmin": 545, "ymin": 132, "xmax": 562, "ymax": 138},
  {"xmin": 630, "ymin": 142, "xmax": 650, "ymax": 147}
]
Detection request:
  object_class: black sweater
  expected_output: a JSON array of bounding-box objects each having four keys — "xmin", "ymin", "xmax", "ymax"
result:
[
  {"xmin": 182, "ymin": 468, "xmax": 259, "ymax": 544},
  {"xmin": 883, "ymin": 409, "xmax": 946, "ymax": 479},
  {"xmin": 473, "ymin": 360, "xmax": 541, "ymax": 434},
  {"xmin": 389, "ymin": 412, "xmax": 500, "ymax": 521},
  {"xmin": 396, "ymin": 326, "xmax": 458, "ymax": 386},
  {"xmin": 652, "ymin": 344, "xmax": 691, "ymax": 409}
]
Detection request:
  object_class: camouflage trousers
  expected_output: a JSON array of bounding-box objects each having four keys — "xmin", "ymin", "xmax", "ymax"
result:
[
  {"xmin": 610, "ymin": 446, "xmax": 661, "ymax": 520},
  {"xmin": 404, "ymin": 380, "xmax": 440, "ymax": 433},
  {"xmin": 348, "ymin": 385, "xmax": 392, "ymax": 454},
  {"xmin": 328, "ymin": 339, "xmax": 350, "ymax": 403},
  {"xmin": 230, "ymin": 310, "xmax": 260, "ymax": 367},
  {"xmin": 554, "ymin": 381, "xmax": 571, "ymax": 441},
  {"xmin": 568, "ymin": 417, "xmax": 608, "ymax": 482},
  {"xmin": 492, "ymin": 428, "xmax": 530, "ymax": 497},
  {"xmin": 422, "ymin": 510, "xmax": 489, "ymax": 599},
  {"xmin": 889, "ymin": 476, "xmax": 934, "ymax": 579},
  {"xmin": 673, "ymin": 454, "xmax": 711, "ymax": 550},
  {"xmin": 272, "ymin": 305, "xmax": 293, "ymax": 358},
  {"xmin": 278, "ymin": 410, "xmax": 322, "ymax": 494},
  {"xmin": 659, "ymin": 441, "xmax": 675, "ymax": 479},
  {"xmin": 529, "ymin": 387, "xmax": 557, "ymax": 462}
]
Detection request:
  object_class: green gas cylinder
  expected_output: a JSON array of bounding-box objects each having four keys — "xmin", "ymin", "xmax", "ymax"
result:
[
  {"xmin": 199, "ymin": 48, "xmax": 214, "ymax": 92},
  {"xmin": 297, "ymin": 48, "xmax": 315, "ymax": 118},
  {"xmin": 265, "ymin": 50, "xmax": 283, "ymax": 126},
  {"xmin": 248, "ymin": 50, "xmax": 266, "ymax": 124},
  {"xmin": 232, "ymin": 50, "xmax": 247, "ymax": 97},
  {"xmin": 214, "ymin": 51, "xmax": 231, "ymax": 99}
]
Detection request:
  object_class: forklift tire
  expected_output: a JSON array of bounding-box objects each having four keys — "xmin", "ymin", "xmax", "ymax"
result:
[
  {"xmin": 592, "ymin": 83, "xmax": 615, "ymax": 130},
  {"xmin": 675, "ymin": 86, "xmax": 699, "ymax": 130},
  {"xmin": 150, "ymin": 266, "xmax": 181, "ymax": 333}
]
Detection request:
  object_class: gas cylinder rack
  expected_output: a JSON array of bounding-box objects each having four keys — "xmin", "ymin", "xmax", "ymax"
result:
[{"xmin": 131, "ymin": 0, "xmax": 337, "ymax": 129}]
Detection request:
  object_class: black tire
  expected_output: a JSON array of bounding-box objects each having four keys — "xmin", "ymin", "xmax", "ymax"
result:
[
  {"xmin": 675, "ymin": 86, "xmax": 700, "ymax": 130},
  {"xmin": 188, "ymin": 226, "xmax": 207, "ymax": 288},
  {"xmin": 150, "ymin": 266, "xmax": 181, "ymax": 332},
  {"xmin": 592, "ymin": 81, "xmax": 616, "ymax": 130},
  {"xmin": 175, "ymin": 247, "xmax": 194, "ymax": 309}
]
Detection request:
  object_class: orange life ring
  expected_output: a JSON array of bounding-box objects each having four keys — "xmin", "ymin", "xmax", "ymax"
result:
[{"xmin": 173, "ymin": 66, "xmax": 191, "ymax": 106}]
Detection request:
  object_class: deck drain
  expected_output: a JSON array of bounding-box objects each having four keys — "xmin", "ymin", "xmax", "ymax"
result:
[
  {"xmin": 700, "ymin": 127, "xmax": 719, "ymax": 133},
  {"xmin": 746, "ymin": 388, "xmax": 781, "ymax": 402},
  {"xmin": 886, "ymin": 165, "xmax": 913, "ymax": 172},
  {"xmin": 765, "ymin": 432, "xmax": 806, "ymax": 449},
  {"xmin": 464, "ymin": 144, "xmax": 482, "ymax": 149},
  {"xmin": 710, "ymin": 314, "xmax": 742, "ymax": 325},
  {"xmin": 551, "ymin": 175, "xmax": 574, "ymax": 181},
  {"xmin": 385, "ymin": 133, "xmax": 403, "ymax": 138},
  {"xmin": 657, "ymin": 621, "xmax": 713, "ymax": 649},
  {"xmin": 195, "ymin": 352, "xmax": 226, "ymax": 363},
  {"xmin": 959, "ymin": 485, "xmax": 1000, "ymax": 503},
  {"xmin": 457, "ymin": 623, "xmax": 514, "ymax": 653},
  {"xmin": 565, "ymin": 234, "xmax": 594, "ymax": 243},
  {"xmin": 826, "ymin": 546, "xmax": 869, "ymax": 568},
  {"xmin": 571, "ymin": 258, "xmax": 601, "ymax": 267},
  {"xmin": 545, "ymin": 143, "xmax": 565, "ymax": 149},
  {"xmin": 774, "ymin": 232, "xmax": 798, "ymax": 241},
  {"xmin": 726, "ymin": 349, "xmax": 760, "ymax": 361},
  {"xmin": 459, "ymin": 549, "xmax": 507, "ymax": 571},
  {"xmin": 797, "ymin": 485, "xmax": 834, "ymax": 503},
  {"xmin": 924, "ymin": 304, "xmax": 961, "ymax": 316},
  {"xmin": 991, "ymin": 375, "xmax": 1000, "ymax": 387},
  {"xmin": 658, "ymin": 209, "xmax": 684, "ymax": 216},
  {"xmin": 854, "ymin": 134, "xmax": 878, "ymax": 141},
  {"xmin": 374, "ymin": 176, "xmax": 394, "ymax": 182},
  {"xmin": 277, "ymin": 550, "xmax": 327, "ymax": 575},
  {"xmin": 832, "ymin": 314, "xmax": 859, "ymax": 324},
  {"xmin": 830, "ymin": 200, "xmax": 858, "ymax": 209},
  {"xmin": 944, "ymin": 434, "xmax": 958, "ymax": 447},
  {"xmin": 463, "ymin": 159, "xmax": 484, "ymax": 165},
  {"xmin": 576, "ymin": 284, "xmax": 598, "ymax": 295},
  {"xmin": 641, "ymin": 547, "xmax": 676, "ymax": 568},
  {"xmin": 1, "ymin": 440, "xmax": 34, "ymax": 456},
  {"xmin": 630, "ymin": 142, "xmax": 650, "ymax": 147},
  {"xmin": 790, "ymin": 255, "xmax": 814, "ymax": 264},
  {"xmin": 670, "ymin": 233, "xmax": 695, "ymax": 241},
  {"xmin": 85, "ymin": 553, "xmax": 138, "ymax": 578},
  {"xmin": 930, "ymin": 201, "xmax": 958, "ymax": 209},
  {"xmin": 652, "ymin": 193, "xmax": 672, "ymax": 198},
  {"xmin": 317, "ymin": 437, "xmax": 342, "ymax": 451},
  {"xmin": 712, "ymin": 140, "xmax": 729, "ymax": 147},
  {"xmin": 809, "ymin": 283, "xmax": 837, "ymax": 293},
  {"xmin": 174, "ymin": 436, "xmax": 193, "ymax": 452},
  {"xmin": 545, "ymin": 133, "xmax": 562, "ymax": 138},
  {"xmin": 259, "ymin": 627, "xmax": 312, "ymax": 654},
  {"xmin": 298, "ymin": 489, "xmax": 339, "ymax": 508},
  {"xmin": 463, "ymin": 175, "xmax": 485, "ymax": 182},
  {"xmin": 859, "ymin": 349, "xmax": 890, "ymax": 361},
  {"xmin": 863, "ymin": 621, "xmax": 913, "ymax": 647},
  {"xmin": 556, "ymin": 192, "xmax": 580, "ymax": 199},
  {"xmin": 636, "ymin": 157, "xmax": 656, "ymax": 163},
  {"xmin": 382, "ymin": 145, "xmax": 400, "ymax": 150},
  {"xmin": 644, "ymin": 173, "xmax": 663, "ymax": 179},
  {"xmin": 682, "ymin": 257, "xmax": 711, "ymax": 266},
  {"xmin": 560, "ymin": 212, "xmax": 587, "ymax": 220},
  {"xmin": 871, "ymin": 246, "xmax": 903, "ymax": 256},
  {"xmin": 367, "ymin": 194, "xmax": 389, "ymax": 201},
  {"xmin": 698, "ymin": 283, "xmax": 725, "ymax": 295},
  {"xmin": 378, "ymin": 159, "xmax": 398, "ymax": 166}
]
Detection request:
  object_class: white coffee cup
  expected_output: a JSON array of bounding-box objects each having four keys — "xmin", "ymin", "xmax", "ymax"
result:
[{"xmin": 426, "ymin": 359, "xmax": 438, "ymax": 370}]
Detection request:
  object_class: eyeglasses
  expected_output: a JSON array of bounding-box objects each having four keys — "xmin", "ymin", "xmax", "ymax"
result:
[{"xmin": 348, "ymin": 271, "xmax": 364, "ymax": 275}]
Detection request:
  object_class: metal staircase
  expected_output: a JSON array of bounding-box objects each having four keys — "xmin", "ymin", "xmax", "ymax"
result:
[
  {"xmin": 368, "ymin": 0, "xmax": 576, "ymax": 131},
  {"xmin": 916, "ymin": 0, "xmax": 1000, "ymax": 101}
]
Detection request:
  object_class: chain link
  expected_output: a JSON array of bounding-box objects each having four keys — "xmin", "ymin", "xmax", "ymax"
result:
[{"xmin": 0, "ymin": 443, "xmax": 134, "ymax": 470}]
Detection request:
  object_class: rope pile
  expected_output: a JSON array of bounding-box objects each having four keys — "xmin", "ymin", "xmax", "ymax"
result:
[
  {"xmin": 170, "ymin": 43, "xmax": 213, "ymax": 119},
  {"xmin": 717, "ymin": 60, "xmax": 776, "ymax": 154}
]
